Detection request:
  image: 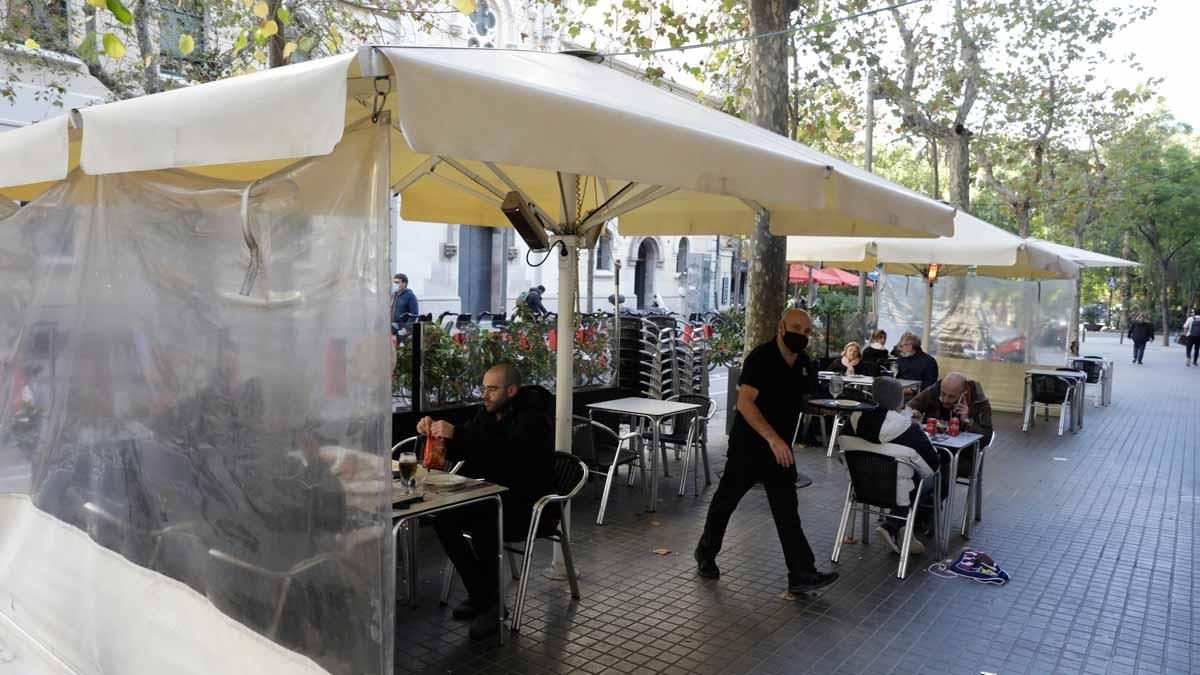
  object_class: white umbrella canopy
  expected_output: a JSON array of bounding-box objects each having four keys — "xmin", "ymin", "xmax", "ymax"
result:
[
  {"xmin": 786, "ymin": 210, "xmax": 1079, "ymax": 280},
  {"xmin": 1026, "ymin": 238, "xmax": 1139, "ymax": 268},
  {"xmin": 0, "ymin": 46, "xmax": 958, "ymax": 453}
]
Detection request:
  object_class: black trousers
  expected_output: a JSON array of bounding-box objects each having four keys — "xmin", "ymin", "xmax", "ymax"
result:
[
  {"xmin": 1133, "ymin": 340, "xmax": 1147, "ymax": 363},
  {"xmin": 697, "ymin": 445, "xmax": 817, "ymax": 583},
  {"xmin": 1187, "ymin": 338, "xmax": 1200, "ymax": 363},
  {"xmin": 433, "ymin": 502, "xmax": 501, "ymax": 607}
]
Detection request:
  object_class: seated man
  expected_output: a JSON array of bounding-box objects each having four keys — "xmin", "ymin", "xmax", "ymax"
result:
[
  {"xmin": 847, "ymin": 377, "xmax": 946, "ymax": 555},
  {"xmin": 894, "ymin": 332, "xmax": 939, "ymax": 391},
  {"xmin": 416, "ymin": 363, "xmax": 553, "ymax": 640},
  {"xmin": 907, "ymin": 372, "xmax": 994, "ymax": 447}
]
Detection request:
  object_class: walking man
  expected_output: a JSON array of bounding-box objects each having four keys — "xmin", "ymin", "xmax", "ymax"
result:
[
  {"xmin": 1183, "ymin": 309, "xmax": 1200, "ymax": 366},
  {"xmin": 694, "ymin": 309, "xmax": 839, "ymax": 594},
  {"xmin": 1127, "ymin": 314, "xmax": 1154, "ymax": 365},
  {"xmin": 392, "ymin": 273, "xmax": 419, "ymax": 334}
]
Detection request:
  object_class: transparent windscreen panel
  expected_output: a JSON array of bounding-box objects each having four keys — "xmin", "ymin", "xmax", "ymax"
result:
[{"xmin": 0, "ymin": 123, "xmax": 393, "ymax": 674}]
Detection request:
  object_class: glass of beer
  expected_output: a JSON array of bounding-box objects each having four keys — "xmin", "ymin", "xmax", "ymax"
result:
[{"xmin": 397, "ymin": 452, "xmax": 418, "ymax": 495}]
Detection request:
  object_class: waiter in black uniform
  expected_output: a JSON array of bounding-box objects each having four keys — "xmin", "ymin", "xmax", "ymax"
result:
[{"xmin": 694, "ymin": 308, "xmax": 839, "ymax": 594}]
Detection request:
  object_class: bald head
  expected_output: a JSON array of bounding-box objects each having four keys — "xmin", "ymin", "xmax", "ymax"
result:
[
  {"xmin": 939, "ymin": 372, "xmax": 968, "ymax": 409},
  {"xmin": 779, "ymin": 309, "xmax": 812, "ymax": 333}
]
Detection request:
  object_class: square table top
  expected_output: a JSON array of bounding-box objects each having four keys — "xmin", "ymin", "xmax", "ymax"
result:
[
  {"xmin": 392, "ymin": 477, "xmax": 506, "ymax": 518},
  {"xmin": 587, "ymin": 397, "xmax": 701, "ymax": 418},
  {"xmin": 927, "ymin": 431, "xmax": 984, "ymax": 450},
  {"xmin": 1026, "ymin": 368, "xmax": 1086, "ymax": 379},
  {"xmin": 817, "ymin": 372, "xmax": 922, "ymax": 390}
]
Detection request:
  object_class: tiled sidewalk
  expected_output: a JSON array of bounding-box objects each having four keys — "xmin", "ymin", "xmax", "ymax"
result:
[{"xmin": 395, "ymin": 335, "xmax": 1197, "ymax": 675}]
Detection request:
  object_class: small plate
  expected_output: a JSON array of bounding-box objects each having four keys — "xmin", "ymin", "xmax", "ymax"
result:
[
  {"xmin": 834, "ymin": 399, "xmax": 862, "ymax": 407},
  {"xmin": 425, "ymin": 473, "xmax": 471, "ymax": 487}
]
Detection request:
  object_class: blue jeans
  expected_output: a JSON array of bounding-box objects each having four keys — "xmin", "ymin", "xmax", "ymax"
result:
[{"xmin": 1133, "ymin": 341, "xmax": 1147, "ymax": 363}]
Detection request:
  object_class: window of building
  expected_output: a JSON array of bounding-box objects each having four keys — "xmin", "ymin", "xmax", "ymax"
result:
[
  {"xmin": 159, "ymin": 0, "xmax": 206, "ymax": 76},
  {"xmin": 676, "ymin": 237, "xmax": 689, "ymax": 274},
  {"xmin": 595, "ymin": 231, "xmax": 612, "ymax": 271},
  {"xmin": 466, "ymin": 0, "xmax": 496, "ymax": 48}
]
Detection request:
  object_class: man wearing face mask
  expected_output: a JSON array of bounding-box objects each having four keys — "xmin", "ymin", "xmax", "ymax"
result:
[
  {"xmin": 694, "ymin": 309, "xmax": 839, "ymax": 594},
  {"xmin": 392, "ymin": 273, "xmax": 419, "ymax": 335}
]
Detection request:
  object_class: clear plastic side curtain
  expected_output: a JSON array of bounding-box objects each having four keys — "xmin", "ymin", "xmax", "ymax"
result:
[
  {"xmin": 877, "ymin": 273, "xmax": 1074, "ymax": 363},
  {"xmin": 0, "ymin": 122, "xmax": 393, "ymax": 675}
]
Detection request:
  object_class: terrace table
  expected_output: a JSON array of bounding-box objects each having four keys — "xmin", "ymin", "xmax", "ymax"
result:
[
  {"xmin": 586, "ymin": 397, "xmax": 701, "ymax": 512},
  {"xmin": 806, "ymin": 398, "xmax": 878, "ymax": 458},
  {"xmin": 392, "ymin": 476, "xmax": 507, "ymax": 644},
  {"xmin": 927, "ymin": 431, "xmax": 985, "ymax": 551},
  {"xmin": 1023, "ymin": 368, "xmax": 1087, "ymax": 432}
]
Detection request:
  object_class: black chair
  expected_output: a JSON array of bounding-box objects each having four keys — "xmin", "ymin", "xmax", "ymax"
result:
[
  {"xmin": 832, "ymin": 438, "xmax": 943, "ymax": 579},
  {"xmin": 573, "ymin": 415, "xmax": 643, "ymax": 525},
  {"xmin": 1023, "ymin": 372, "xmax": 1077, "ymax": 436},
  {"xmin": 663, "ymin": 394, "xmax": 715, "ymax": 496},
  {"xmin": 440, "ymin": 452, "xmax": 587, "ymax": 633},
  {"xmin": 1070, "ymin": 358, "xmax": 1104, "ymax": 406}
]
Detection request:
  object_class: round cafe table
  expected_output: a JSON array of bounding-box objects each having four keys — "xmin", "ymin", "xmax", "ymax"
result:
[{"xmin": 806, "ymin": 398, "xmax": 878, "ymax": 458}]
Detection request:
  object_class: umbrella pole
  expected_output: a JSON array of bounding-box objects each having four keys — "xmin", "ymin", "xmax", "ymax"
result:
[
  {"xmin": 923, "ymin": 280, "xmax": 934, "ymax": 351},
  {"xmin": 546, "ymin": 235, "xmax": 580, "ymax": 581}
]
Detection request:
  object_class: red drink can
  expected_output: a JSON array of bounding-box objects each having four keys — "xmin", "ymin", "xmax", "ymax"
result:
[
  {"xmin": 925, "ymin": 418, "xmax": 937, "ymax": 436},
  {"xmin": 949, "ymin": 417, "xmax": 960, "ymax": 437}
]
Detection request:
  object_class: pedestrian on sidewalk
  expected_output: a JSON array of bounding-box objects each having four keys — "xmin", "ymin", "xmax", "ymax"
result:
[
  {"xmin": 1183, "ymin": 310, "xmax": 1200, "ymax": 366},
  {"xmin": 1127, "ymin": 314, "xmax": 1154, "ymax": 365},
  {"xmin": 694, "ymin": 308, "xmax": 839, "ymax": 595}
]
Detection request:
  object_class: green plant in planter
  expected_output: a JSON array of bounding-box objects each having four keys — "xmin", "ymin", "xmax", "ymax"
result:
[
  {"xmin": 575, "ymin": 314, "xmax": 614, "ymax": 387},
  {"xmin": 811, "ymin": 292, "xmax": 861, "ymax": 360},
  {"xmin": 708, "ymin": 308, "xmax": 746, "ymax": 368}
]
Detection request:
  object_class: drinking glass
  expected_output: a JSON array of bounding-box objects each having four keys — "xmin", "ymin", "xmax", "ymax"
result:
[
  {"xmin": 397, "ymin": 452, "xmax": 418, "ymax": 495},
  {"xmin": 829, "ymin": 375, "xmax": 844, "ymax": 399}
]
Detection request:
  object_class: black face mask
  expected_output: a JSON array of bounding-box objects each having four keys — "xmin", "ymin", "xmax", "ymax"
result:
[{"xmin": 782, "ymin": 331, "xmax": 808, "ymax": 354}]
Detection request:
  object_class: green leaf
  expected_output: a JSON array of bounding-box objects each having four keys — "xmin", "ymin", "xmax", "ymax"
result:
[
  {"xmin": 233, "ymin": 31, "xmax": 247, "ymax": 55},
  {"xmin": 276, "ymin": 7, "xmax": 291, "ymax": 25},
  {"xmin": 102, "ymin": 32, "xmax": 125, "ymax": 59},
  {"xmin": 105, "ymin": 0, "xmax": 133, "ymax": 25},
  {"xmin": 78, "ymin": 32, "xmax": 98, "ymax": 60},
  {"xmin": 178, "ymin": 34, "xmax": 195, "ymax": 55},
  {"xmin": 298, "ymin": 35, "xmax": 315, "ymax": 52}
]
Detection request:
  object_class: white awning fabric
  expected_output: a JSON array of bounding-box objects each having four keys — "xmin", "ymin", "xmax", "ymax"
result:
[
  {"xmin": 786, "ymin": 210, "xmax": 1079, "ymax": 280},
  {"xmin": 1026, "ymin": 238, "xmax": 1139, "ymax": 268},
  {"xmin": 0, "ymin": 47, "xmax": 953, "ymax": 239}
]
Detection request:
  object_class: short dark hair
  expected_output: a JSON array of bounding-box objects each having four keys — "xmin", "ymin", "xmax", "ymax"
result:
[
  {"xmin": 488, "ymin": 363, "xmax": 522, "ymax": 389},
  {"xmin": 536, "ymin": 285, "xmax": 545, "ymax": 293},
  {"xmin": 394, "ymin": 273, "xmax": 408, "ymax": 283}
]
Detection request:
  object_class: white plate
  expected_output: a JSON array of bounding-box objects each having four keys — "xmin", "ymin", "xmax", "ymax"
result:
[
  {"xmin": 834, "ymin": 399, "xmax": 862, "ymax": 407},
  {"xmin": 425, "ymin": 473, "xmax": 471, "ymax": 487}
]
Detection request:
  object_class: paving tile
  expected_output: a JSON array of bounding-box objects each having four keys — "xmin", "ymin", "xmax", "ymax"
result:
[{"xmin": 393, "ymin": 337, "xmax": 1199, "ymax": 674}]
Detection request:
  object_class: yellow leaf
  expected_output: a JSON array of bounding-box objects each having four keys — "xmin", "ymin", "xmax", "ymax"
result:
[
  {"xmin": 178, "ymin": 33, "xmax": 195, "ymax": 55},
  {"xmin": 144, "ymin": 55, "xmax": 152, "ymax": 66},
  {"xmin": 252, "ymin": 1, "xmax": 269, "ymax": 18},
  {"xmin": 86, "ymin": 0, "xmax": 105, "ymax": 7},
  {"xmin": 453, "ymin": 0, "xmax": 476, "ymax": 15},
  {"xmin": 254, "ymin": 49, "xmax": 266, "ymax": 64},
  {"xmin": 23, "ymin": 38, "xmax": 40, "ymax": 50},
  {"xmin": 282, "ymin": 41, "xmax": 297, "ymax": 59},
  {"xmin": 102, "ymin": 32, "xmax": 125, "ymax": 60},
  {"xmin": 261, "ymin": 20, "xmax": 278, "ymax": 37}
]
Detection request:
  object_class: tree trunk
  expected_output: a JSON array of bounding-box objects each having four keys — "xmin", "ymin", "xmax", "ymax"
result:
[
  {"xmin": 268, "ymin": 0, "xmax": 286, "ymax": 68},
  {"xmin": 945, "ymin": 129, "xmax": 971, "ymax": 210},
  {"xmin": 133, "ymin": 0, "xmax": 162, "ymax": 95},
  {"xmin": 1015, "ymin": 202, "xmax": 1032, "ymax": 239},
  {"xmin": 1160, "ymin": 260, "xmax": 1171, "ymax": 346},
  {"xmin": 741, "ymin": 0, "xmax": 796, "ymax": 353}
]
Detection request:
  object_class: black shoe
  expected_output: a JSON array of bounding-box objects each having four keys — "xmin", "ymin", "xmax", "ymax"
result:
[
  {"xmin": 451, "ymin": 598, "xmax": 478, "ymax": 621},
  {"xmin": 694, "ymin": 547, "xmax": 720, "ymax": 579},
  {"xmin": 467, "ymin": 605, "xmax": 505, "ymax": 640},
  {"xmin": 787, "ymin": 570, "xmax": 839, "ymax": 594}
]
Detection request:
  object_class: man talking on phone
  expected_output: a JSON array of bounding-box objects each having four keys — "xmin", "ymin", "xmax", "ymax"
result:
[
  {"xmin": 694, "ymin": 309, "xmax": 839, "ymax": 594},
  {"xmin": 908, "ymin": 372, "xmax": 994, "ymax": 447}
]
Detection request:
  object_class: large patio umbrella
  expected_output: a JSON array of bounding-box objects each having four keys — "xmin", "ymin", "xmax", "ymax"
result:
[
  {"xmin": 0, "ymin": 46, "xmax": 956, "ymax": 455},
  {"xmin": 786, "ymin": 210, "xmax": 1079, "ymax": 341},
  {"xmin": 1026, "ymin": 238, "xmax": 1139, "ymax": 269}
]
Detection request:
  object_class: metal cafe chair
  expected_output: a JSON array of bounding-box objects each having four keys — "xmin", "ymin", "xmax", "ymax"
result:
[
  {"xmin": 440, "ymin": 452, "xmax": 587, "ymax": 633},
  {"xmin": 664, "ymin": 394, "xmax": 716, "ymax": 496},
  {"xmin": 1070, "ymin": 357, "xmax": 1105, "ymax": 407},
  {"xmin": 572, "ymin": 415, "xmax": 644, "ymax": 525},
  {"xmin": 832, "ymin": 437, "xmax": 944, "ymax": 580},
  {"xmin": 206, "ymin": 548, "xmax": 332, "ymax": 639},
  {"xmin": 1023, "ymin": 372, "xmax": 1078, "ymax": 436}
]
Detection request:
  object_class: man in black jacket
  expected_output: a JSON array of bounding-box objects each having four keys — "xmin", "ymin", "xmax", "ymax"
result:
[
  {"xmin": 895, "ymin": 332, "xmax": 939, "ymax": 391},
  {"xmin": 694, "ymin": 309, "xmax": 839, "ymax": 595},
  {"xmin": 1127, "ymin": 314, "xmax": 1154, "ymax": 365},
  {"xmin": 416, "ymin": 363, "xmax": 553, "ymax": 639}
]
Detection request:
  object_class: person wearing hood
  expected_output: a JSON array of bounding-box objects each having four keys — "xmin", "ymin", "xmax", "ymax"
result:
[
  {"xmin": 391, "ymin": 273, "xmax": 419, "ymax": 333},
  {"xmin": 847, "ymin": 377, "xmax": 947, "ymax": 556},
  {"xmin": 694, "ymin": 309, "xmax": 839, "ymax": 595},
  {"xmin": 416, "ymin": 363, "xmax": 554, "ymax": 640},
  {"xmin": 894, "ymin": 332, "xmax": 939, "ymax": 391},
  {"xmin": 861, "ymin": 330, "xmax": 890, "ymax": 365}
]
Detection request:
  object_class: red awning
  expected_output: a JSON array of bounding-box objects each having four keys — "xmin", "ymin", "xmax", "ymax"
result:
[{"xmin": 787, "ymin": 264, "xmax": 871, "ymax": 287}]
